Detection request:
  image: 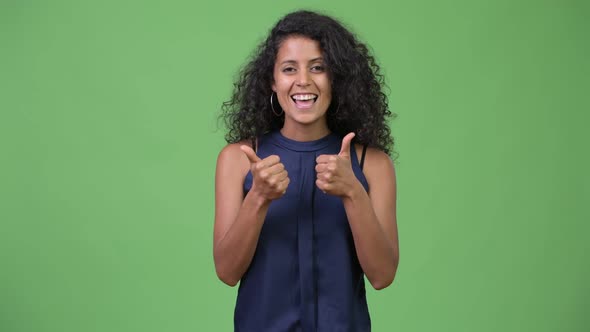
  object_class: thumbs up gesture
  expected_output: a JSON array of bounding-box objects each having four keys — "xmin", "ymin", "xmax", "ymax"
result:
[
  {"xmin": 240, "ymin": 145, "xmax": 290, "ymax": 201},
  {"xmin": 315, "ymin": 133, "xmax": 357, "ymax": 197}
]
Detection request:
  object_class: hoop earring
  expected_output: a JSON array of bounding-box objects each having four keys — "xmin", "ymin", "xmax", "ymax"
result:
[{"xmin": 270, "ymin": 92, "xmax": 283, "ymax": 116}]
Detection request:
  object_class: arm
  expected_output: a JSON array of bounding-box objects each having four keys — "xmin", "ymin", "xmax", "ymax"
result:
[
  {"xmin": 343, "ymin": 147, "xmax": 399, "ymax": 290},
  {"xmin": 213, "ymin": 143, "xmax": 289, "ymax": 286},
  {"xmin": 315, "ymin": 134, "xmax": 399, "ymax": 290}
]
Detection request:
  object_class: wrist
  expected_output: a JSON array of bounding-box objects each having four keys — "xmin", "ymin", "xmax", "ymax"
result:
[
  {"xmin": 247, "ymin": 186, "xmax": 272, "ymax": 207},
  {"xmin": 342, "ymin": 180, "xmax": 365, "ymax": 201}
]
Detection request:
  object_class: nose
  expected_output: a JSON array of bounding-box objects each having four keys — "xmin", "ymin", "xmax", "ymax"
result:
[{"xmin": 296, "ymin": 70, "xmax": 311, "ymax": 87}]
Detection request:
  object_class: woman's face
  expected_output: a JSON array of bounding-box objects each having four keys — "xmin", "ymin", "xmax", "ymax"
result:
[{"xmin": 272, "ymin": 36, "xmax": 332, "ymax": 129}]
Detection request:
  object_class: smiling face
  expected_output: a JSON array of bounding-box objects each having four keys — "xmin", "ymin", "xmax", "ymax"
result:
[{"xmin": 272, "ymin": 36, "xmax": 332, "ymax": 137}]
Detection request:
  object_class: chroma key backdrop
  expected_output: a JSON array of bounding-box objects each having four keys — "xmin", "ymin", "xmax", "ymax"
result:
[{"xmin": 1, "ymin": 0, "xmax": 588, "ymax": 331}]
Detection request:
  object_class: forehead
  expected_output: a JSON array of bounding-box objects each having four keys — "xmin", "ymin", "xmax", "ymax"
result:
[{"xmin": 276, "ymin": 36, "xmax": 323, "ymax": 62}]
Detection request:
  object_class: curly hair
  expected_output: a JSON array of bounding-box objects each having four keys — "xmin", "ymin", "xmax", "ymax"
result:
[{"xmin": 220, "ymin": 10, "xmax": 395, "ymax": 155}]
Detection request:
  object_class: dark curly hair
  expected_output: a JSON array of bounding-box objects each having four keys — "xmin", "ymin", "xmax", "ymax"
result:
[{"xmin": 220, "ymin": 10, "xmax": 395, "ymax": 155}]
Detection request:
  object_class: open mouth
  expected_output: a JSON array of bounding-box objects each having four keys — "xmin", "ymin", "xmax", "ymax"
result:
[{"xmin": 291, "ymin": 93, "xmax": 318, "ymax": 109}]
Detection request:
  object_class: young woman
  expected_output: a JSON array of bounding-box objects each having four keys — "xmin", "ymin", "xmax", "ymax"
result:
[{"xmin": 215, "ymin": 10, "xmax": 399, "ymax": 331}]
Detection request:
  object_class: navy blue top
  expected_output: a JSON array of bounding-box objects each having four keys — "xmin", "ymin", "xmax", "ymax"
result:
[{"xmin": 235, "ymin": 131, "xmax": 371, "ymax": 332}]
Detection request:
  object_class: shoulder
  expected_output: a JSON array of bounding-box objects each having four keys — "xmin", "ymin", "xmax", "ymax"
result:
[
  {"xmin": 365, "ymin": 147, "xmax": 394, "ymax": 171},
  {"xmin": 216, "ymin": 140, "xmax": 252, "ymax": 179},
  {"xmin": 354, "ymin": 145, "xmax": 396, "ymax": 184},
  {"xmin": 217, "ymin": 140, "xmax": 250, "ymax": 161}
]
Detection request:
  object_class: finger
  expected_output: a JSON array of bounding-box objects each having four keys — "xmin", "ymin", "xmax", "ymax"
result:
[
  {"xmin": 257, "ymin": 155, "xmax": 281, "ymax": 170},
  {"xmin": 240, "ymin": 145, "xmax": 261, "ymax": 164},
  {"xmin": 315, "ymin": 163, "xmax": 327, "ymax": 173},
  {"xmin": 266, "ymin": 162, "xmax": 285, "ymax": 175},
  {"xmin": 267, "ymin": 170, "xmax": 288, "ymax": 186},
  {"xmin": 315, "ymin": 179, "xmax": 328, "ymax": 192},
  {"xmin": 316, "ymin": 161, "xmax": 338, "ymax": 173},
  {"xmin": 318, "ymin": 172, "xmax": 333, "ymax": 182},
  {"xmin": 275, "ymin": 170, "xmax": 288, "ymax": 182},
  {"xmin": 316, "ymin": 154, "xmax": 337, "ymax": 164},
  {"xmin": 338, "ymin": 132, "xmax": 355, "ymax": 157},
  {"xmin": 278, "ymin": 177, "xmax": 290, "ymax": 192}
]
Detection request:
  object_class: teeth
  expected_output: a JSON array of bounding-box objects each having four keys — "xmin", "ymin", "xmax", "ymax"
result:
[{"xmin": 292, "ymin": 94, "xmax": 317, "ymax": 101}]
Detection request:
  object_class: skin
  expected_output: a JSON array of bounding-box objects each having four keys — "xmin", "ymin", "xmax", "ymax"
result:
[
  {"xmin": 214, "ymin": 36, "xmax": 399, "ymax": 289},
  {"xmin": 272, "ymin": 35, "xmax": 332, "ymax": 141}
]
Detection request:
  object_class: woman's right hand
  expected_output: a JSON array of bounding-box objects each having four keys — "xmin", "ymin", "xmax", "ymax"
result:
[{"xmin": 240, "ymin": 145, "xmax": 289, "ymax": 201}]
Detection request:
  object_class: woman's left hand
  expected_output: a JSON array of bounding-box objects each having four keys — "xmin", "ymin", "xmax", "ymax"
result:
[{"xmin": 315, "ymin": 132, "xmax": 361, "ymax": 198}]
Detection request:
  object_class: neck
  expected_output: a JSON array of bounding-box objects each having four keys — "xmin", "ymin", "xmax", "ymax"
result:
[{"xmin": 280, "ymin": 122, "xmax": 330, "ymax": 142}]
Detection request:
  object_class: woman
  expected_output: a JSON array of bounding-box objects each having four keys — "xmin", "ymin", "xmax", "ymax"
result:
[{"xmin": 214, "ymin": 10, "xmax": 399, "ymax": 331}]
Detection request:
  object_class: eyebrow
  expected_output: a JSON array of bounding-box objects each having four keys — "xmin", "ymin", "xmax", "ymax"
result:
[{"xmin": 279, "ymin": 57, "xmax": 324, "ymax": 65}]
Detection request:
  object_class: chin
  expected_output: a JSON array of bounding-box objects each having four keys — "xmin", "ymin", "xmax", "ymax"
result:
[{"xmin": 288, "ymin": 110, "xmax": 326, "ymax": 124}]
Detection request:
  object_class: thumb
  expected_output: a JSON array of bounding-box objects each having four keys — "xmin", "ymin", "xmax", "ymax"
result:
[
  {"xmin": 338, "ymin": 132, "xmax": 355, "ymax": 157},
  {"xmin": 240, "ymin": 145, "xmax": 261, "ymax": 164}
]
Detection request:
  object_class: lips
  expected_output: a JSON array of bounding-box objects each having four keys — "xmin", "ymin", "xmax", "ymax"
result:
[{"xmin": 291, "ymin": 93, "xmax": 318, "ymax": 109}]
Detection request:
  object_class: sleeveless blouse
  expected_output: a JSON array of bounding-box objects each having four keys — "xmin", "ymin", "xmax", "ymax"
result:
[{"xmin": 235, "ymin": 130, "xmax": 371, "ymax": 332}]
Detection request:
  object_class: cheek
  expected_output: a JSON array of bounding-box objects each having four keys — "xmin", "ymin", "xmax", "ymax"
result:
[
  {"xmin": 319, "ymin": 78, "xmax": 332, "ymax": 96},
  {"xmin": 272, "ymin": 71, "xmax": 283, "ymax": 91},
  {"xmin": 274, "ymin": 78, "xmax": 291, "ymax": 93},
  {"xmin": 321, "ymin": 85, "xmax": 332, "ymax": 101}
]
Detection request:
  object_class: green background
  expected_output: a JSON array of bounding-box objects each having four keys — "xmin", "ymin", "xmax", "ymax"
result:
[{"xmin": 1, "ymin": 0, "xmax": 588, "ymax": 331}]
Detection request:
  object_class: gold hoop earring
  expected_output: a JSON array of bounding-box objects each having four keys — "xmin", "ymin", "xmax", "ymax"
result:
[{"xmin": 270, "ymin": 92, "xmax": 283, "ymax": 116}]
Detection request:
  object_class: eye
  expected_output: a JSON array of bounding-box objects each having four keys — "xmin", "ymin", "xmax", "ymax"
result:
[
  {"xmin": 282, "ymin": 67, "xmax": 296, "ymax": 73},
  {"xmin": 311, "ymin": 65, "xmax": 325, "ymax": 72}
]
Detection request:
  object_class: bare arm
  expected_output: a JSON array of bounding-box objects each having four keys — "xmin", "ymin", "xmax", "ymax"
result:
[
  {"xmin": 213, "ymin": 143, "xmax": 289, "ymax": 286},
  {"xmin": 316, "ymin": 134, "xmax": 399, "ymax": 290},
  {"xmin": 343, "ymin": 147, "xmax": 398, "ymax": 290}
]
